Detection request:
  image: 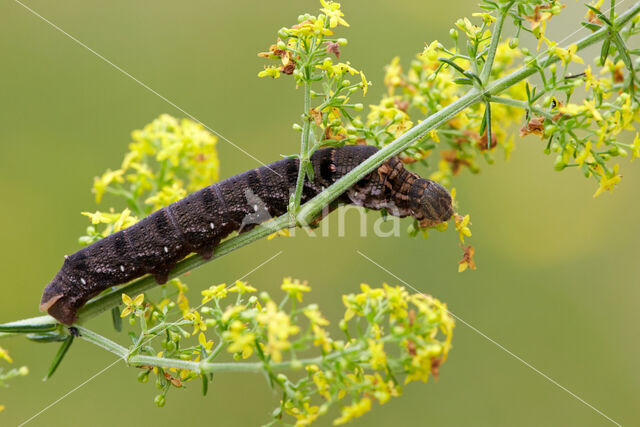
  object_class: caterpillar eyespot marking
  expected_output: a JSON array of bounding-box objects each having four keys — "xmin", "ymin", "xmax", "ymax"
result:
[{"xmin": 40, "ymin": 145, "xmax": 453, "ymax": 325}]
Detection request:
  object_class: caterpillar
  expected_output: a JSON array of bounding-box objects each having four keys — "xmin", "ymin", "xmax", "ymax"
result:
[{"xmin": 40, "ymin": 145, "xmax": 453, "ymax": 325}]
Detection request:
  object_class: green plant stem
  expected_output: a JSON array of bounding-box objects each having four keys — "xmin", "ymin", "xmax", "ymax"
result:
[
  {"xmin": 488, "ymin": 95, "xmax": 554, "ymax": 119},
  {"xmin": 479, "ymin": 1, "xmax": 515, "ymax": 83},
  {"xmin": 76, "ymin": 325, "xmax": 361, "ymax": 374},
  {"xmin": 290, "ymin": 69, "xmax": 314, "ymax": 223},
  {"xmin": 1, "ymin": 1, "xmax": 638, "ymax": 335}
]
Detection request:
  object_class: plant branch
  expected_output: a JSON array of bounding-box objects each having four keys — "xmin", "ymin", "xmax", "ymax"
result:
[
  {"xmin": 76, "ymin": 325, "xmax": 363, "ymax": 374},
  {"xmin": 290, "ymin": 69, "xmax": 314, "ymax": 223},
  {"xmin": 480, "ymin": 1, "xmax": 516, "ymax": 83}
]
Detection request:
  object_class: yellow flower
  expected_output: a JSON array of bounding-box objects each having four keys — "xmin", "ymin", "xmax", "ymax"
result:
[
  {"xmin": 258, "ymin": 66, "xmax": 281, "ymax": 79},
  {"xmin": 201, "ymin": 284, "xmax": 228, "ymax": 304},
  {"xmin": 184, "ymin": 310, "xmax": 207, "ymax": 335},
  {"xmin": 267, "ymin": 228, "xmax": 290, "ymax": 240},
  {"xmin": 320, "ymin": 0, "xmax": 349, "ymax": 28},
  {"xmin": 368, "ymin": 339, "xmax": 387, "ymax": 370},
  {"xmin": 281, "ymin": 277, "xmax": 311, "ymax": 302},
  {"xmin": 315, "ymin": 59, "xmax": 359, "ymax": 77},
  {"xmin": 333, "ymin": 398, "xmax": 372, "ymax": 425},
  {"xmin": 257, "ymin": 301, "xmax": 299, "ymax": 362},
  {"xmin": 583, "ymin": 100, "xmax": 602, "ymax": 122},
  {"xmin": 0, "ymin": 346, "xmax": 13, "ymax": 363},
  {"xmin": 454, "ymin": 214, "xmax": 472, "ymax": 243},
  {"xmin": 303, "ymin": 305, "xmax": 329, "ymax": 326},
  {"xmin": 92, "ymin": 168, "xmax": 124, "ymax": 203},
  {"xmin": 228, "ymin": 280, "xmax": 257, "ymax": 294},
  {"xmin": 198, "ymin": 332, "xmax": 214, "ymax": 352},
  {"xmin": 224, "ymin": 320, "xmax": 255, "ymax": 359},
  {"xmin": 360, "ymin": 71, "xmax": 369, "ymax": 96},
  {"xmin": 550, "ymin": 43, "xmax": 584, "ymax": 65},
  {"xmin": 631, "ymin": 133, "xmax": 640, "ymax": 161},
  {"xmin": 312, "ymin": 324, "xmax": 333, "ymax": 352},
  {"xmin": 472, "ymin": 12, "xmax": 496, "ymax": 24},
  {"xmin": 421, "ymin": 40, "xmax": 440, "ymax": 62},
  {"xmin": 0, "ymin": 404, "xmax": 4, "ymax": 412},
  {"xmin": 144, "ymin": 182, "xmax": 187, "ymax": 211},
  {"xmin": 559, "ymin": 103, "xmax": 586, "ymax": 116},
  {"xmin": 121, "ymin": 293, "xmax": 145, "ymax": 318},
  {"xmin": 593, "ymin": 164, "xmax": 622, "ymax": 197},
  {"xmin": 455, "ymin": 17, "xmax": 481, "ymax": 37},
  {"xmin": 575, "ymin": 141, "xmax": 592, "ymax": 167}
]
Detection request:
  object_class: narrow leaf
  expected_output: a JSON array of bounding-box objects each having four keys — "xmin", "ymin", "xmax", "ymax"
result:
[
  {"xmin": 45, "ymin": 334, "xmax": 74, "ymax": 381},
  {"xmin": 485, "ymin": 101, "xmax": 493, "ymax": 150},
  {"xmin": 111, "ymin": 306, "xmax": 122, "ymax": 332},
  {"xmin": 580, "ymin": 21, "xmax": 601, "ymax": 31},
  {"xmin": 26, "ymin": 331, "xmax": 67, "ymax": 343},
  {"xmin": 600, "ymin": 38, "xmax": 611, "ymax": 65},
  {"xmin": 585, "ymin": 5, "xmax": 612, "ymax": 26},
  {"xmin": 612, "ymin": 31, "xmax": 634, "ymax": 73},
  {"xmin": 201, "ymin": 374, "xmax": 209, "ymax": 396}
]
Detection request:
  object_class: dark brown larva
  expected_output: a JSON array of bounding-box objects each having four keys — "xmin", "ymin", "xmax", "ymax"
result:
[{"xmin": 40, "ymin": 145, "xmax": 453, "ymax": 324}]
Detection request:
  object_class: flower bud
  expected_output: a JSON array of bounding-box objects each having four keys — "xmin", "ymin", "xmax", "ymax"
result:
[
  {"xmin": 154, "ymin": 394, "xmax": 166, "ymax": 407},
  {"xmin": 353, "ymin": 103, "xmax": 363, "ymax": 111},
  {"xmin": 292, "ymin": 123, "xmax": 303, "ymax": 131},
  {"xmin": 291, "ymin": 360, "xmax": 303, "ymax": 370},
  {"xmin": 276, "ymin": 40, "xmax": 286, "ymax": 50},
  {"xmin": 205, "ymin": 319, "xmax": 217, "ymax": 327},
  {"xmin": 352, "ymin": 119, "xmax": 363, "ymax": 128},
  {"xmin": 508, "ymin": 38, "xmax": 519, "ymax": 49},
  {"xmin": 138, "ymin": 371, "xmax": 150, "ymax": 383},
  {"xmin": 521, "ymin": 47, "xmax": 530, "ymax": 56},
  {"xmin": 554, "ymin": 155, "xmax": 566, "ymax": 171},
  {"xmin": 18, "ymin": 366, "xmax": 29, "ymax": 376},
  {"xmin": 278, "ymin": 28, "xmax": 289, "ymax": 39},
  {"xmin": 276, "ymin": 373, "xmax": 288, "ymax": 383},
  {"xmin": 449, "ymin": 29, "xmax": 458, "ymax": 40},
  {"xmin": 337, "ymin": 38, "xmax": 348, "ymax": 46},
  {"xmin": 341, "ymin": 79, "xmax": 351, "ymax": 87},
  {"xmin": 549, "ymin": 63, "xmax": 557, "ymax": 74}
]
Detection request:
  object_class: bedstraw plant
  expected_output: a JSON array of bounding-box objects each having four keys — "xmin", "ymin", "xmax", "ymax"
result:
[{"xmin": 1, "ymin": 0, "xmax": 639, "ymax": 424}]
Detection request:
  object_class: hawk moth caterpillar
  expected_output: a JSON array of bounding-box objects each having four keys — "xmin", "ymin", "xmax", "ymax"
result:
[{"xmin": 40, "ymin": 145, "xmax": 453, "ymax": 325}]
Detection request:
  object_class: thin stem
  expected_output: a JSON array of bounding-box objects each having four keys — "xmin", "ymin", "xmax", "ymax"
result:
[
  {"xmin": 290, "ymin": 70, "xmax": 313, "ymax": 224},
  {"xmin": 480, "ymin": 1, "xmax": 516, "ymax": 83},
  {"xmin": 489, "ymin": 95, "xmax": 554, "ymax": 119},
  {"xmin": 1, "ymin": 1, "xmax": 638, "ymax": 335},
  {"xmin": 77, "ymin": 325, "xmax": 363, "ymax": 374}
]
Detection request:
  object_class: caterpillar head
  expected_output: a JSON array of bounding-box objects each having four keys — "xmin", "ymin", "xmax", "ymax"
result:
[{"xmin": 410, "ymin": 179, "xmax": 454, "ymax": 226}]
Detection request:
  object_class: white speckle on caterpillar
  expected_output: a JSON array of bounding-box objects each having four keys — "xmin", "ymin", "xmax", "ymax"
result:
[
  {"xmin": 210, "ymin": 222, "xmax": 215, "ymax": 230},
  {"xmin": 253, "ymin": 204, "xmax": 258, "ymax": 211},
  {"xmin": 120, "ymin": 265, "xmax": 125, "ymax": 272},
  {"xmin": 80, "ymin": 278, "xmax": 86, "ymax": 285},
  {"xmin": 163, "ymin": 246, "xmax": 169, "ymax": 253}
]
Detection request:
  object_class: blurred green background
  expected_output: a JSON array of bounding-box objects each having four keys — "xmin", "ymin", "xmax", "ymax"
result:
[{"xmin": 1, "ymin": 0, "xmax": 639, "ymax": 426}]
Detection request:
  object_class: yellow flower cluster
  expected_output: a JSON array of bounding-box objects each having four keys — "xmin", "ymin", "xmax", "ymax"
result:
[
  {"xmin": 81, "ymin": 114, "xmax": 219, "ymax": 244},
  {"xmin": 130, "ymin": 277, "xmax": 453, "ymax": 425}
]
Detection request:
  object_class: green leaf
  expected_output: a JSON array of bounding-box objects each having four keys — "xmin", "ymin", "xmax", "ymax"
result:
[
  {"xmin": 484, "ymin": 101, "xmax": 493, "ymax": 149},
  {"xmin": 0, "ymin": 323, "xmax": 58, "ymax": 333},
  {"xmin": 585, "ymin": 5, "xmax": 612, "ymax": 26},
  {"xmin": 45, "ymin": 334, "xmax": 74, "ymax": 381},
  {"xmin": 612, "ymin": 31, "xmax": 634, "ymax": 73},
  {"xmin": 453, "ymin": 77, "xmax": 474, "ymax": 86},
  {"xmin": 26, "ymin": 331, "xmax": 67, "ymax": 343},
  {"xmin": 201, "ymin": 374, "xmax": 209, "ymax": 396},
  {"xmin": 580, "ymin": 21, "xmax": 601, "ymax": 31},
  {"xmin": 111, "ymin": 306, "xmax": 122, "ymax": 332},
  {"xmin": 600, "ymin": 37, "xmax": 611, "ymax": 64},
  {"xmin": 304, "ymin": 161, "xmax": 315, "ymax": 181}
]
